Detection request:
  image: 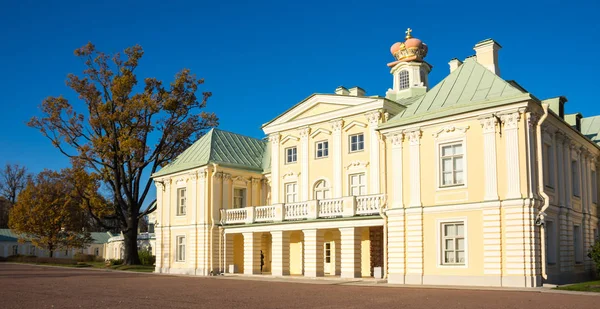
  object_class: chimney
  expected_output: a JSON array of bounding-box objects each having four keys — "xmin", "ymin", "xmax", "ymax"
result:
[
  {"xmin": 448, "ymin": 58, "xmax": 463, "ymax": 73},
  {"xmin": 348, "ymin": 86, "xmax": 366, "ymax": 97},
  {"xmin": 473, "ymin": 39, "xmax": 502, "ymax": 76},
  {"xmin": 335, "ymin": 86, "xmax": 349, "ymax": 95}
]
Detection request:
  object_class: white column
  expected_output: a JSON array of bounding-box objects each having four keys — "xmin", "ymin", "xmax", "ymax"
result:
[
  {"xmin": 154, "ymin": 181, "xmax": 164, "ymax": 272},
  {"xmin": 271, "ymin": 231, "xmax": 290, "ymax": 276},
  {"xmin": 480, "ymin": 116, "xmax": 499, "ymax": 201},
  {"xmin": 556, "ymin": 133, "xmax": 565, "ymax": 206},
  {"xmin": 501, "ymin": 112, "xmax": 522, "ymax": 199},
  {"xmin": 339, "ymin": 227, "xmax": 361, "ymax": 278},
  {"xmin": 243, "ymin": 232, "xmax": 261, "ymax": 275},
  {"xmin": 269, "ymin": 134, "xmax": 280, "ymax": 203},
  {"xmin": 164, "ymin": 180, "xmax": 172, "ymax": 270},
  {"xmin": 367, "ymin": 111, "xmax": 381, "ymax": 194},
  {"xmin": 303, "ymin": 229, "xmax": 324, "ymax": 277},
  {"xmin": 299, "ymin": 127, "xmax": 311, "ymax": 201},
  {"xmin": 407, "ymin": 130, "xmax": 422, "ymax": 207},
  {"xmin": 390, "ymin": 132, "xmax": 404, "ymax": 208},
  {"xmin": 331, "ymin": 119, "xmax": 344, "ymax": 198}
]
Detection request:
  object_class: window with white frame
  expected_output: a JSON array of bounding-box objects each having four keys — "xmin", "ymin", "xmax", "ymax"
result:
[
  {"xmin": 12, "ymin": 245, "xmax": 17, "ymax": 256},
  {"xmin": 592, "ymin": 170, "xmax": 597, "ymax": 203},
  {"xmin": 544, "ymin": 143, "xmax": 555, "ymax": 188},
  {"xmin": 285, "ymin": 182, "xmax": 298, "ymax": 203},
  {"xmin": 286, "ymin": 147, "xmax": 297, "ymax": 164},
  {"xmin": 349, "ymin": 133, "xmax": 364, "ymax": 152},
  {"xmin": 233, "ymin": 188, "xmax": 247, "ymax": 208},
  {"xmin": 572, "ymin": 161, "xmax": 580, "ymax": 197},
  {"xmin": 440, "ymin": 143, "xmax": 464, "ymax": 187},
  {"xmin": 29, "ymin": 246, "xmax": 35, "ymax": 256},
  {"xmin": 176, "ymin": 235, "xmax": 186, "ymax": 262},
  {"xmin": 399, "ymin": 70, "xmax": 409, "ymax": 90},
  {"xmin": 545, "ymin": 220, "xmax": 556, "ymax": 265},
  {"xmin": 313, "ymin": 179, "xmax": 330, "ymax": 200},
  {"xmin": 349, "ymin": 173, "xmax": 366, "ymax": 196},
  {"xmin": 441, "ymin": 222, "xmax": 465, "ymax": 265},
  {"xmin": 315, "ymin": 140, "xmax": 329, "ymax": 158},
  {"xmin": 94, "ymin": 248, "xmax": 99, "ymax": 256},
  {"xmin": 574, "ymin": 225, "xmax": 583, "ymax": 263},
  {"xmin": 177, "ymin": 188, "xmax": 186, "ymax": 215}
]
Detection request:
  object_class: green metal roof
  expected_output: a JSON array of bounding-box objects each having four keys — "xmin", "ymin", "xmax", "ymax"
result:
[
  {"xmin": 380, "ymin": 58, "xmax": 529, "ymax": 129},
  {"xmin": 0, "ymin": 229, "xmax": 19, "ymax": 242},
  {"xmin": 581, "ymin": 116, "xmax": 600, "ymax": 144},
  {"xmin": 90, "ymin": 232, "xmax": 110, "ymax": 244},
  {"xmin": 153, "ymin": 128, "xmax": 267, "ymax": 177}
]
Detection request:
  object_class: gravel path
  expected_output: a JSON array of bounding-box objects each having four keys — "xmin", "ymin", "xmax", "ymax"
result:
[{"xmin": 0, "ymin": 263, "xmax": 597, "ymax": 308}]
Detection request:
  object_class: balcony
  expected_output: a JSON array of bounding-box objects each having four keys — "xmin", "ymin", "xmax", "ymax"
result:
[{"xmin": 220, "ymin": 194, "xmax": 385, "ymax": 225}]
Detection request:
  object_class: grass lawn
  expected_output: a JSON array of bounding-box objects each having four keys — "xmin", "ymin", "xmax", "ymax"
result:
[
  {"xmin": 555, "ymin": 280, "xmax": 600, "ymax": 293},
  {"xmin": 5, "ymin": 260, "xmax": 154, "ymax": 273}
]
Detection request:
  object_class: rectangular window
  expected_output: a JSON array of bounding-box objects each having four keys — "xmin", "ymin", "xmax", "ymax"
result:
[
  {"xmin": 177, "ymin": 188, "xmax": 187, "ymax": 216},
  {"xmin": 349, "ymin": 173, "xmax": 366, "ymax": 196},
  {"xmin": 593, "ymin": 170, "xmax": 598, "ymax": 203},
  {"xmin": 349, "ymin": 133, "xmax": 364, "ymax": 152},
  {"xmin": 285, "ymin": 182, "xmax": 298, "ymax": 203},
  {"xmin": 545, "ymin": 221, "xmax": 556, "ymax": 265},
  {"xmin": 12, "ymin": 245, "xmax": 17, "ymax": 256},
  {"xmin": 544, "ymin": 143, "xmax": 555, "ymax": 188},
  {"xmin": 286, "ymin": 147, "xmax": 297, "ymax": 164},
  {"xmin": 572, "ymin": 161, "xmax": 580, "ymax": 197},
  {"xmin": 29, "ymin": 246, "xmax": 36, "ymax": 256},
  {"xmin": 574, "ymin": 225, "xmax": 583, "ymax": 264},
  {"xmin": 176, "ymin": 236, "xmax": 186, "ymax": 262},
  {"xmin": 440, "ymin": 143, "xmax": 464, "ymax": 187},
  {"xmin": 233, "ymin": 188, "xmax": 247, "ymax": 208},
  {"xmin": 325, "ymin": 242, "xmax": 331, "ymax": 263},
  {"xmin": 315, "ymin": 140, "xmax": 329, "ymax": 158},
  {"xmin": 94, "ymin": 248, "xmax": 100, "ymax": 256},
  {"xmin": 441, "ymin": 222, "xmax": 466, "ymax": 265}
]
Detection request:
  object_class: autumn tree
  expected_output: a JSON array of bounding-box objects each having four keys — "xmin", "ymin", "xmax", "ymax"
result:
[
  {"xmin": 9, "ymin": 169, "xmax": 93, "ymax": 257},
  {"xmin": 0, "ymin": 197, "xmax": 10, "ymax": 228},
  {"xmin": 0, "ymin": 163, "xmax": 29, "ymax": 228},
  {"xmin": 29, "ymin": 43, "xmax": 218, "ymax": 264}
]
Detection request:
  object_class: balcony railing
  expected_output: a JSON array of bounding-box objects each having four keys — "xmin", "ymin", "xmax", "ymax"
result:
[{"xmin": 220, "ymin": 194, "xmax": 385, "ymax": 225}]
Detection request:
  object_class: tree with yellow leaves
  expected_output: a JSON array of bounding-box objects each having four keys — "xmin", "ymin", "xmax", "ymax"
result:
[{"xmin": 9, "ymin": 169, "xmax": 93, "ymax": 257}]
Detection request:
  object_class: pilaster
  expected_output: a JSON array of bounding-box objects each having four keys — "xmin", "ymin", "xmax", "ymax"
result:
[
  {"xmin": 303, "ymin": 229, "xmax": 324, "ymax": 277},
  {"xmin": 269, "ymin": 134, "xmax": 281, "ymax": 203},
  {"xmin": 501, "ymin": 112, "xmax": 521, "ymax": 199},
  {"xmin": 407, "ymin": 129, "xmax": 422, "ymax": 207},
  {"xmin": 299, "ymin": 127, "xmax": 311, "ymax": 201},
  {"xmin": 390, "ymin": 132, "xmax": 404, "ymax": 208},
  {"xmin": 224, "ymin": 233, "xmax": 234, "ymax": 273},
  {"xmin": 404, "ymin": 207, "xmax": 423, "ymax": 284},
  {"xmin": 331, "ymin": 119, "xmax": 344, "ymax": 198},
  {"xmin": 480, "ymin": 116, "xmax": 499, "ymax": 201},
  {"xmin": 386, "ymin": 209, "xmax": 406, "ymax": 284},
  {"xmin": 367, "ymin": 111, "xmax": 381, "ymax": 194}
]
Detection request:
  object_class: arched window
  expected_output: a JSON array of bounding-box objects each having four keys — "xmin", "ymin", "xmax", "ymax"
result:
[
  {"xmin": 313, "ymin": 180, "xmax": 331, "ymax": 200},
  {"xmin": 399, "ymin": 70, "xmax": 409, "ymax": 90}
]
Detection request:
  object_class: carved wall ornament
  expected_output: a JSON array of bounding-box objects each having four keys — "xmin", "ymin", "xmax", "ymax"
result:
[
  {"xmin": 298, "ymin": 127, "xmax": 311, "ymax": 139},
  {"xmin": 479, "ymin": 116, "xmax": 498, "ymax": 133},
  {"xmin": 232, "ymin": 175, "xmax": 250, "ymax": 183},
  {"xmin": 389, "ymin": 132, "xmax": 404, "ymax": 146},
  {"xmin": 527, "ymin": 112, "xmax": 540, "ymax": 128},
  {"xmin": 175, "ymin": 177, "xmax": 187, "ymax": 186},
  {"xmin": 407, "ymin": 129, "xmax": 422, "ymax": 145},
  {"xmin": 281, "ymin": 135, "xmax": 300, "ymax": 144},
  {"xmin": 343, "ymin": 120, "xmax": 368, "ymax": 132},
  {"xmin": 365, "ymin": 111, "xmax": 382, "ymax": 125},
  {"xmin": 500, "ymin": 112, "xmax": 521, "ymax": 130},
  {"xmin": 222, "ymin": 173, "xmax": 233, "ymax": 182},
  {"xmin": 345, "ymin": 160, "xmax": 370, "ymax": 171},
  {"xmin": 282, "ymin": 171, "xmax": 300, "ymax": 180},
  {"xmin": 330, "ymin": 119, "xmax": 344, "ymax": 132},
  {"xmin": 251, "ymin": 178, "xmax": 262, "ymax": 185},
  {"xmin": 432, "ymin": 125, "xmax": 470, "ymax": 138},
  {"xmin": 268, "ymin": 134, "xmax": 281, "ymax": 145}
]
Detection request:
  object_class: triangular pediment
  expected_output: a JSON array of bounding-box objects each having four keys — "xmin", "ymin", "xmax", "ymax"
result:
[{"xmin": 262, "ymin": 94, "xmax": 378, "ymax": 130}]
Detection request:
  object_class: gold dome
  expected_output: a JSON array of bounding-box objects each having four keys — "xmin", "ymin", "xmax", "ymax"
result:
[{"xmin": 388, "ymin": 28, "xmax": 428, "ymax": 67}]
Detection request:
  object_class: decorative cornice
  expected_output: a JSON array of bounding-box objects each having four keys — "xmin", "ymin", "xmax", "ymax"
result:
[
  {"xmin": 252, "ymin": 178, "xmax": 262, "ymax": 185},
  {"xmin": 223, "ymin": 173, "xmax": 232, "ymax": 183},
  {"xmin": 345, "ymin": 160, "xmax": 369, "ymax": 171},
  {"xmin": 432, "ymin": 125, "xmax": 470, "ymax": 138},
  {"xmin": 343, "ymin": 120, "xmax": 367, "ymax": 132},
  {"xmin": 310, "ymin": 128, "xmax": 332, "ymax": 138},
  {"xmin": 232, "ymin": 175, "xmax": 249, "ymax": 183},
  {"xmin": 281, "ymin": 135, "xmax": 300, "ymax": 144},
  {"xmin": 365, "ymin": 111, "xmax": 381, "ymax": 126}
]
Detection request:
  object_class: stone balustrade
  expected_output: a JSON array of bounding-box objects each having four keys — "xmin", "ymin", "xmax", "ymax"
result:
[{"xmin": 221, "ymin": 194, "xmax": 385, "ymax": 225}]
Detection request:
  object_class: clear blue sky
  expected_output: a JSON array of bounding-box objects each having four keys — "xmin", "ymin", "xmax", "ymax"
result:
[{"xmin": 1, "ymin": 0, "xmax": 599, "ymax": 204}]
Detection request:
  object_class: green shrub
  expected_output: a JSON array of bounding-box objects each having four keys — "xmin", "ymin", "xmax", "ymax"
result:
[
  {"xmin": 138, "ymin": 250, "xmax": 155, "ymax": 266},
  {"xmin": 588, "ymin": 238, "xmax": 600, "ymax": 277},
  {"xmin": 94, "ymin": 256, "xmax": 105, "ymax": 263},
  {"xmin": 74, "ymin": 253, "xmax": 95, "ymax": 262},
  {"xmin": 0, "ymin": 256, "xmax": 6, "ymax": 262},
  {"xmin": 108, "ymin": 259, "xmax": 124, "ymax": 266}
]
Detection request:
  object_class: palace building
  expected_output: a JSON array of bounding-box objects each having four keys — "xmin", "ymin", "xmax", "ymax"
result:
[{"xmin": 151, "ymin": 29, "xmax": 600, "ymax": 287}]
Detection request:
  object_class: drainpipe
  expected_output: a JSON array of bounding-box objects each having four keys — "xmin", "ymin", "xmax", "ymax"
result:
[
  {"xmin": 535, "ymin": 104, "xmax": 549, "ymax": 280},
  {"xmin": 210, "ymin": 163, "xmax": 219, "ymax": 275}
]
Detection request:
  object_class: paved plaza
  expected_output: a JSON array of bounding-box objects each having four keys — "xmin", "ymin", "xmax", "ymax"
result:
[{"xmin": 0, "ymin": 263, "xmax": 598, "ymax": 308}]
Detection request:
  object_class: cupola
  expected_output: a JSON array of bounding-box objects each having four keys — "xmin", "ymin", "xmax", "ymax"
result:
[{"xmin": 385, "ymin": 28, "xmax": 433, "ymax": 102}]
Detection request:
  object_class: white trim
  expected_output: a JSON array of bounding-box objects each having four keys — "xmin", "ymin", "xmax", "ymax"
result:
[
  {"xmin": 232, "ymin": 186, "xmax": 247, "ymax": 209},
  {"xmin": 312, "ymin": 178, "xmax": 332, "ymax": 200},
  {"xmin": 281, "ymin": 135, "xmax": 300, "ymax": 144},
  {"xmin": 435, "ymin": 137, "xmax": 468, "ymax": 191},
  {"xmin": 175, "ymin": 235, "xmax": 186, "ymax": 262},
  {"xmin": 314, "ymin": 140, "xmax": 329, "ymax": 159},
  {"xmin": 436, "ymin": 218, "xmax": 468, "ymax": 268}
]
